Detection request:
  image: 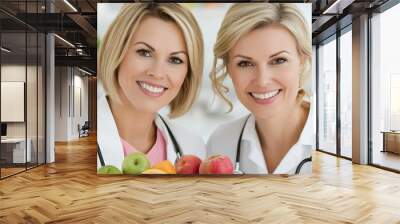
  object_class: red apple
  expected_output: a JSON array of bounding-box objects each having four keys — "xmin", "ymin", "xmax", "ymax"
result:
[
  {"xmin": 199, "ymin": 155, "xmax": 234, "ymax": 174},
  {"xmin": 175, "ymin": 155, "xmax": 202, "ymax": 174}
]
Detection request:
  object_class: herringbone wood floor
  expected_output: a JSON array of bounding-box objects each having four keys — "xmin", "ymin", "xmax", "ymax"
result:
[{"xmin": 0, "ymin": 134, "xmax": 400, "ymax": 223}]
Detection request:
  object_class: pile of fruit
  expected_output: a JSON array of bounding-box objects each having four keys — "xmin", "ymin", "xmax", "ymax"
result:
[{"xmin": 98, "ymin": 152, "xmax": 234, "ymax": 175}]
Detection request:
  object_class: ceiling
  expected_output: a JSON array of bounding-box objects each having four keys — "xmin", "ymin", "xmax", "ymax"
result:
[
  {"xmin": 0, "ymin": 0, "xmax": 396, "ymax": 75},
  {"xmin": 311, "ymin": 0, "xmax": 391, "ymax": 43},
  {"xmin": 1, "ymin": 0, "xmax": 98, "ymax": 74}
]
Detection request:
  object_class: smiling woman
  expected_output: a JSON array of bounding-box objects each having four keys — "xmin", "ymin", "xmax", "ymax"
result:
[
  {"xmin": 207, "ymin": 3, "xmax": 313, "ymax": 175},
  {"xmin": 116, "ymin": 17, "xmax": 189, "ymax": 116},
  {"xmin": 97, "ymin": 3, "xmax": 205, "ymax": 175}
]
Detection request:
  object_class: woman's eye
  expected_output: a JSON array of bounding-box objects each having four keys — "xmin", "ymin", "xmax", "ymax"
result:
[
  {"xmin": 271, "ymin": 57, "xmax": 287, "ymax": 65},
  {"xmin": 136, "ymin": 49, "xmax": 151, "ymax": 57},
  {"xmin": 237, "ymin": 61, "xmax": 254, "ymax": 67},
  {"xmin": 169, "ymin": 57, "xmax": 183, "ymax": 64}
]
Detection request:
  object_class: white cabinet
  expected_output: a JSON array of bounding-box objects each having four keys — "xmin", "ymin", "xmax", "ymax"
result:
[{"xmin": 1, "ymin": 138, "xmax": 31, "ymax": 163}]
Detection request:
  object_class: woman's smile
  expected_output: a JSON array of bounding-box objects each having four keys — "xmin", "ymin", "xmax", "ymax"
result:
[
  {"xmin": 137, "ymin": 81, "xmax": 168, "ymax": 97},
  {"xmin": 249, "ymin": 89, "xmax": 282, "ymax": 105}
]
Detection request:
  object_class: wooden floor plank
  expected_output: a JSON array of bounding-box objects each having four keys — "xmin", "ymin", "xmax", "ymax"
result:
[{"xmin": 0, "ymin": 134, "xmax": 399, "ymax": 223}]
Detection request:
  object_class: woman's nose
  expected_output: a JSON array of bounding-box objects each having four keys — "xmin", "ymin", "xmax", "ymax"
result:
[
  {"xmin": 254, "ymin": 66, "xmax": 273, "ymax": 86},
  {"xmin": 147, "ymin": 59, "xmax": 166, "ymax": 79}
]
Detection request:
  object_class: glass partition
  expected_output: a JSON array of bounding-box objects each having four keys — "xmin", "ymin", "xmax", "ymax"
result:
[
  {"xmin": 0, "ymin": 0, "xmax": 46, "ymax": 179},
  {"xmin": 1, "ymin": 30, "xmax": 28, "ymax": 178}
]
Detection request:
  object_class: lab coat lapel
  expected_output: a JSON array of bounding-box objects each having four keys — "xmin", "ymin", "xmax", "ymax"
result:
[
  {"xmin": 273, "ymin": 101, "xmax": 314, "ymax": 174},
  {"xmin": 155, "ymin": 115, "xmax": 178, "ymax": 163},
  {"xmin": 240, "ymin": 115, "xmax": 268, "ymax": 174},
  {"xmin": 273, "ymin": 143, "xmax": 305, "ymax": 174},
  {"xmin": 298, "ymin": 101, "xmax": 314, "ymax": 147},
  {"xmin": 97, "ymin": 83, "xmax": 124, "ymax": 169}
]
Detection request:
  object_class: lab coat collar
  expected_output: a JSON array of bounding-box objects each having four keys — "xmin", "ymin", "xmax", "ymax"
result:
[
  {"xmin": 97, "ymin": 90, "xmax": 125, "ymax": 169},
  {"xmin": 297, "ymin": 101, "xmax": 314, "ymax": 146},
  {"xmin": 241, "ymin": 115, "xmax": 268, "ymax": 173},
  {"xmin": 239, "ymin": 101, "xmax": 313, "ymax": 174},
  {"xmin": 272, "ymin": 101, "xmax": 314, "ymax": 174}
]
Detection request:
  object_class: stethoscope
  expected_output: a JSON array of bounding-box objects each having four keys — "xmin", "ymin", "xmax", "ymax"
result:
[
  {"xmin": 233, "ymin": 115, "xmax": 312, "ymax": 175},
  {"xmin": 97, "ymin": 114, "xmax": 182, "ymax": 167}
]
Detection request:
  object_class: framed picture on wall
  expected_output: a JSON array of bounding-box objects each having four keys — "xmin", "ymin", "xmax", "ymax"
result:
[
  {"xmin": 97, "ymin": 2, "xmax": 314, "ymax": 176},
  {"xmin": 1, "ymin": 81, "xmax": 25, "ymax": 122}
]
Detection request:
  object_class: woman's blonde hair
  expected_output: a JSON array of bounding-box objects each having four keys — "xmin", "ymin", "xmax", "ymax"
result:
[
  {"xmin": 98, "ymin": 3, "xmax": 204, "ymax": 118},
  {"xmin": 210, "ymin": 3, "xmax": 312, "ymax": 111}
]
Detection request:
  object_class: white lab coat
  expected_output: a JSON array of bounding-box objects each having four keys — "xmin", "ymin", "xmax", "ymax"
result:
[
  {"xmin": 207, "ymin": 102, "xmax": 314, "ymax": 175},
  {"xmin": 97, "ymin": 82, "xmax": 206, "ymax": 170}
]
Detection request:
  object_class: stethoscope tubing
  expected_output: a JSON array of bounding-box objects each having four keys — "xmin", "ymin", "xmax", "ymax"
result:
[
  {"xmin": 98, "ymin": 114, "xmax": 310, "ymax": 174},
  {"xmin": 97, "ymin": 114, "xmax": 182, "ymax": 166}
]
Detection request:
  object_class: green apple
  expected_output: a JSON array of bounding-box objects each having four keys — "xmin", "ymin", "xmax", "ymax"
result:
[
  {"xmin": 98, "ymin": 165, "xmax": 122, "ymax": 174},
  {"xmin": 122, "ymin": 152, "xmax": 151, "ymax": 174}
]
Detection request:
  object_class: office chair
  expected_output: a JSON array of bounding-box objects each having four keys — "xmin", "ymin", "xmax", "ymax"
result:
[{"xmin": 79, "ymin": 121, "xmax": 90, "ymax": 138}]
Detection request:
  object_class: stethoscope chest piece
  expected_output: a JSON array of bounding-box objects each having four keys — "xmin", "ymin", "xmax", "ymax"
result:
[{"xmin": 233, "ymin": 162, "xmax": 244, "ymax": 174}]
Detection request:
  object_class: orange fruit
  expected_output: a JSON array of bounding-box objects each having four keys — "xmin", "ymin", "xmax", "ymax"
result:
[
  {"xmin": 152, "ymin": 160, "xmax": 176, "ymax": 174},
  {"xmin": 142, "ymin": 168, "xmax": 167, "ymax": 174}
]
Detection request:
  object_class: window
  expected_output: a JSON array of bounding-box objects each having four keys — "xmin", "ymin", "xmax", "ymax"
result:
[
  {"xmin": 340, "ymin": 28, "xmax": 352, "ymax": 158},
  {"xmin": 318, "ymin": 36, "xmax": 337, "ymax": 154},
  {"xmin": 371, "ymin": 2, "xmax": 400, "ymax": 171}
]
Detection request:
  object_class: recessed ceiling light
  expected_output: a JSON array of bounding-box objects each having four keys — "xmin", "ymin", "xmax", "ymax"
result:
[
  {"xmin": 322, "ymin": 0, "xmax": 354, "ymax": 15},
  {"xmin": 78, "ymin": 67, "xmax": 93, "ymax": 76},
  {"xmin": 1, "ymin": 47, "xmax": 11, "ymax": 53},
  {"xmin": 63, "ymin": 0, "xmax": 78, "ymax": 12},
  {"xmin": 54, "ymin": 34, "xmax": 75, "ymax": 48}
]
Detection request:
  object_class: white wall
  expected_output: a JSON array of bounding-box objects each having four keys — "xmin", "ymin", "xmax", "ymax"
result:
[
  {"xmin": 1, "ymin": 65, "xmax": 37, "ymax": 138},
  {"xmin": 1, "ymin": 64, "xmax": 46, "ymax": 164},
  {"xmin": 72, "ymin": 72, "xmax": 89, "ymax": 138},
  {"xmin": 55, "ymin": 66, "xmax": 69, "ymax": 141},
  {"xmin": 54, "ymin": 67, "xmax": 89, "ymax": 141},
  {"xmin": 1, "ymin": 65, "xmax": 26, "ymax": 135}
]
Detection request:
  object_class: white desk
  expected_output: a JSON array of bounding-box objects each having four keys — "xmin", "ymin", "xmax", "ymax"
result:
[{"xmin": 1, "ymin": 138, "xmax": 31, "ymax": 163}]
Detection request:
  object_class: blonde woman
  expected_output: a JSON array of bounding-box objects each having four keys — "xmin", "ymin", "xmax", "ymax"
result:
[
  {"xmin": 207, "ymin": 3, "xmax": 313, "ymax": 175},
  {"xmin": 97, "ymin": 3, "xmax": 205, "ymax": 172}
]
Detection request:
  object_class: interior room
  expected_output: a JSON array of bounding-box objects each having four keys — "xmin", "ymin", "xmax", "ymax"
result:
[{"xmin": 0, "ymin": 0, "xmax": 399, "ymax": 222}]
